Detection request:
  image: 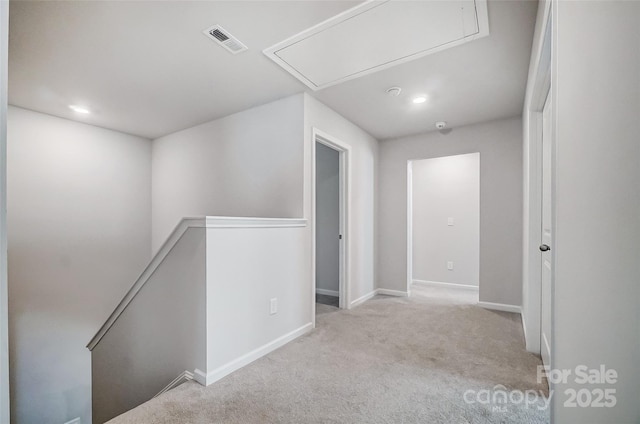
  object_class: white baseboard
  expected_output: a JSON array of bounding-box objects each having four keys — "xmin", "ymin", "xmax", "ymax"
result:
[
  {"xmin": 316, "ymin": 288, "xmax": 339, "ymax": 297},
  {"xmin": 193, "ymin": 369, "xmax": 209, "ymax": 386},
  {"xmin": 376, "ymin": 288, "xmax": 409, "ymax": 297},
  {"xmin": 193, "ymin": 322, "xmax": 313, "ymax": 387},
  {"xmin": 349, "ymin": 290, "xmax": 377, "ymax": 308},
  {"xmin": 154, "ymin": 370, "xmax": 194, "ymax": 398},
  {"xmin": 477, "ymin": 301, "xmax": 521, "ymax": 314},
  {"xmin": 412, "ymin": 279, "xmax": 479, "ymax": 292},
  {"xmin": 349, "ymin": 288, "xmax": 409, "ymax": 308},
  {"xmin": 522, "ymin": 309, "xmax": 542, "ymax": 354}
]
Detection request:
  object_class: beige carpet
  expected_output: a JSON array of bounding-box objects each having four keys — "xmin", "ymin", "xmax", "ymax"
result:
[{"xmin": 108, "ymin": 286, "xmax": 549, "ymax": 424}]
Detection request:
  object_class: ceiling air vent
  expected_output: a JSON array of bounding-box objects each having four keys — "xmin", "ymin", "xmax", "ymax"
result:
[{"xmin": 203, "ymin": 25, "xmax": 248, "ymax": 54}]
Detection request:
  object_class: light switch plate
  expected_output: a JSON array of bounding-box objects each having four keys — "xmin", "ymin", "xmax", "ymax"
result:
[
  {"xmin": 270, "ymin": 298, "xmax": 278, "ymax": 315},
  {"xmin": 447, "ymin": 217, "xmax": 454, "ymax": 226}
]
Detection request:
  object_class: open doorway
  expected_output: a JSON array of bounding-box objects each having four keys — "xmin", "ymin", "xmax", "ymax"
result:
[
  {"xmin": 407, "ymin": 153, "xmax": 480, "ymax": 303},
  {"xmin": 312, "ymin": 128, "xmax": 350, "ymax": 317},
  {"xmin": 315, "ymin": 142, "xmax": 340, "ymax": 308}
]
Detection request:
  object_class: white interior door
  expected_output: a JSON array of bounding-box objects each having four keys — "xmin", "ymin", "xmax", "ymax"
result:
[{"xmin": 540, "ymin": 91, "xmax": 552, "ymax": 369}]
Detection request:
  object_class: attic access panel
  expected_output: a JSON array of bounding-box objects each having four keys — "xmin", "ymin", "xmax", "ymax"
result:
[{"xmin": 264, "ymin": 0, "xmax": 489, "ymax": 90}]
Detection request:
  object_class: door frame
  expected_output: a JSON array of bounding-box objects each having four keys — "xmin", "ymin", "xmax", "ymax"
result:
[
  {"xmin": 523, "ymin": 2, "xmax": 553, "ymax": 355},
  {"xmin": 406, "ymin": 154, "xmax": 481, "ymax": 295},
  {"xmin": 311, "ymin": 128, "xmax": 351, "ymax": 319},
  {"xmin": 406, "ymin": 161, "xmax": 413, "ymax": 295},
  {"xmin": 540, "ymin": 87, "xmax": 552, "ymax": 369}
]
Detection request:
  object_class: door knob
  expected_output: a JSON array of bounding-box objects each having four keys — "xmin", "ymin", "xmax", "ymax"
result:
[{"xmin": 539, "ymin": 244, "xmax": 550, "ymax": 252}]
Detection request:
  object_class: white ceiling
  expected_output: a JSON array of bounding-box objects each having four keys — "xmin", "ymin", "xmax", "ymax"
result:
[{"xmin": 8, "ymin": 0, "xmax": 537, "ymax": 140}]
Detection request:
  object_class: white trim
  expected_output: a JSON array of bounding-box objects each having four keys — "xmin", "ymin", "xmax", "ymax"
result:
[
  {"xmin": 263, "ymin": 0, "xmax": 489, "ymax": 91},
  {"xmin": 88, "ymin": 216, "xmax": 308, "ymax": 351},
  {"xmin": 0, "ymin": 0, "xmax": 8, "ymax": 420},
  {"xmin": 193, "ymin": 369, "xmax": 210, "ymax": 386},
  {"xmin": 406, "ymin": 154, "xmax": 481, "ymax": 296},
  {"xmin": 477, "ymin": 301, "xmax": 521, "ymax": 314},
  {"xmin": 154, "ymin": 370, "xmax": 194, "ymax": 398},
  {"xmin": 542, "ymin": 332, "xmax": 551, "ymax": 369},
  {"xmin": 204, "ymin": 216, "xmax": 306, "ymax": 228},
  {"xmin": 311, "ymin": 128, "xmax": 352, "ymax": 314},
  {"xmin": 350, "ymin": 288, "xmax": 409, "ymax": 307},
  {"xmin": 376, "ymin": 289, "xmax": 409, "ymax": 298},
  {"xmin": 87, "ymin": 217, "xmax": 207, "ymax": 350},
  {"xmin": 412, "ymin": 280, "xmax": 479, "ymax": 292},
  {"xmin": 522, "ymin": 1, "xmax": 552, "ymax": 355},
  {"xmin": 349, "ymin": 290, "xmax": 377, "ymax": 308},
  {"xmin": 315, "ymin": 288, "xmax": 339, "ymax": 297},
  {"xmin": 406, "ymin": 162, "xmax": 413, "ymax": 294},
  {"xmin": 194, "ymin": 323, "xmax": 313, "ymax": 387}
]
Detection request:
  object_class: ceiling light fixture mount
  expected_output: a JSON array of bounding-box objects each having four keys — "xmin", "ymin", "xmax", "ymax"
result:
[{"xmin": 69, "ymin": 105, "xmax": 90, "ymax": 114}]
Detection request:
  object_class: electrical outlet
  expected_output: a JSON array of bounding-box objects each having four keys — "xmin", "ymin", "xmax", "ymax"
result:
[
  {"xmin": 447, "ymin": 261, "xmax": 454, "ymax": 270},
  {"xmin": 270, "ymin": 298, "xmax": 278, "ymax": 315},
  {"xmin": 64, "ymin": 418, "xmax": 81, "ymax": 424}
]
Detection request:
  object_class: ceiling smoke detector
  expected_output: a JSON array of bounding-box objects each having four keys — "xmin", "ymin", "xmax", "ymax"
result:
[
  {"xmin": 435, "ymin": 121, "xmax": 447, "ymax": 130},
  {"xmin": 386, "ymin": 87, "xmax": 402, "ymax": 97},
  {"xmin": 203, "ymin": 25, "xmax": 248, "ymax": 54}
]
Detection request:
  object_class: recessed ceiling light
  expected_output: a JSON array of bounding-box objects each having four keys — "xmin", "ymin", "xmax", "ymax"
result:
[
  {"xmin": 69, "ymin": 105, "xmax": 90, "ymax": 114},
  {"xmin": 412, "ymin": 96, "xmax": 427, "ymax": 104}
]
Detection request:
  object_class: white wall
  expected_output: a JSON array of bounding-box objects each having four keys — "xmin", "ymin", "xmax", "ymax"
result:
[
  {"xmin": 7, "ymin": 107, "xmax": 152, "ymax": 424},
  {"xmin": 92, "ymin": 227, "xmax": 206, "ymax": 423},
  {"xmin": 151, "ymin": 94, "xmax": 304, "ymax": 251},
  {"xmin": 315, "ymin": 142, "xmax": 339, "ymax": 294},
  {"xmin": 378, "ymin": 117, "xmax": 523, "ymax": 305},
  {"xmin": 205, "ymin": 220, "xmax": 309, "ymax": 382},
  {"xmin": 304, "ymin": 94, "xmax": 378, "ymax": 306},
  {"xmin": 411, "ymin": 153, "xmax": 479, "ymax": 286},
  {"xmin": 0, "ymin": 1, "xmax": 8, "ymax": 421},
  {"xmin": 151, "ymin": 92, "xmax": 376, "ymax": 346},
  {"xmin": 551, "ymin": 2, "xmax": 640, "ymax": 422}
]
